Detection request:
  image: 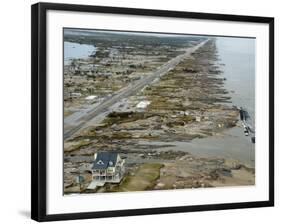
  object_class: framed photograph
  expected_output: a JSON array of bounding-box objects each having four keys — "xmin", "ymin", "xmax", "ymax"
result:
[{"xmin": 31, "ymin": 2, "xmax": 274, "ymax": 222}]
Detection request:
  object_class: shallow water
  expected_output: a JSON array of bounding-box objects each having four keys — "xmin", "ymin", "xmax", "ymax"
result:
[
  {"xmin": 142, "ymin": 127, "xmax": 255, "ymax": 167},
  {"xmin": 150, "ymin": 37, "xmax": 256, "ymax": 167},
  {"xmin": 216, "ymin": 37, "xmax": 255, "ymax": 125},
  {"xmin": 185, "ymin": 37, "xmax": 255, "ymax": 166},
  {"xmin": 64, "ymin": 41, "xmax": 96, "ymax": 65}
]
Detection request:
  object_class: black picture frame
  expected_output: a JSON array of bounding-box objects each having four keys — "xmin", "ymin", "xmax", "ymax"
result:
[{"xmin": 31, "ymin": 2, "xmax": 274, "ymax": 222}]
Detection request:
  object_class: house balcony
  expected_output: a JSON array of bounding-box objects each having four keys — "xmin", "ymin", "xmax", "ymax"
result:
[{"xmin": 92, "ymin": 172, "xmax": 122, "ymax": 183}]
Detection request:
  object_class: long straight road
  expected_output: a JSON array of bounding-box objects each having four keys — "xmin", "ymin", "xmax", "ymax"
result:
[{"xmin": 64, "ymin": 39, "xmax": 209, "ymax": 140}]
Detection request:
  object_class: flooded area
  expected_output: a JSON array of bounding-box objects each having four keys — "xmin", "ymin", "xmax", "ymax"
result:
[
  {"xmin": 138, "ymin": 126, "xmax": 255, "ymax": 168},
  {"xmin": 64, "ymin": 41, "xmax": 96, "ymax": 65},
  {"xmin": 163, "ymin": 37, "xmax": 256, "ymax": 167},
  {"xmin": 217, "ymin": 37, "xmax": 255, "ymax": 123},
  {"xmin": 63, "ymin": 30, "xmax": 256, "ymax": 193},
  {"xmin": 156, "ymin": 37, "xmax": 256, "ymax": 166}
]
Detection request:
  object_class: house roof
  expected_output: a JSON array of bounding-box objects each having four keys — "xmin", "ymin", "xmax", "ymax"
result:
[{"xmin": 92, "ymin": 152, "xmax": 118, "ymax": 170}]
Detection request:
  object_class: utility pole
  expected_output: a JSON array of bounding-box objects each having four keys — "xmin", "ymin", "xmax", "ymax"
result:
[{"xmin": 76, "ymin": 174, "xmax": 84, "ymax": 193}]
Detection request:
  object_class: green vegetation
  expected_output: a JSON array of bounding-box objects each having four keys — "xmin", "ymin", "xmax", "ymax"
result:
[
  {"xmin": 114, "ymin": 163, "xmax": 163, "ymax": 192},
  {"xmin": 64, "ymin": 110, "xmax": 73, "ymax": 117},
  {"xmin": 166, "ymin": 115, "xmax": 196, "ymax": 127},
  {"xmin": 181, "ymin": 115, "xmax": 196, "ymax": 123},
  {"xmin": 64, "ymin": 140, "xmax": 91, "ymax": 152},
  {"xmin": 102, "ymin": 111, "xmax": 154, "ymax": 127}
]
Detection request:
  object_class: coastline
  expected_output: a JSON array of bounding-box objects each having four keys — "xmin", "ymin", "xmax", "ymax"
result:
[{"xmin": 63, "ymin": 36, "xmax": 255, "ymax": 194}]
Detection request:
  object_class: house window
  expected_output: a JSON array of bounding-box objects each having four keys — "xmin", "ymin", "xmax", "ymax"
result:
[{"xmin": 97, "ymin": 160, "xmax": 104, "ymax": 165}]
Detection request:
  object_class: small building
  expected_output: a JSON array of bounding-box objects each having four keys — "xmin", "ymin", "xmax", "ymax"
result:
[
  {"xmin": 136, "ymin": 100, "xmax": 150, "ymax": 109},
  {"xmin": 85, "ymin": 95, "xmax": 97, "ymax": 100},
  {"xmin": 91, "ymin": 152, "xmax": 125, "ymax": 183},
  {"xmin": 85, "ymin": 95, "xmax": 98, "ymax": 103},
  {"xmin": 70, "ymin": 92, "xmax": 82, "ymax": 98}
]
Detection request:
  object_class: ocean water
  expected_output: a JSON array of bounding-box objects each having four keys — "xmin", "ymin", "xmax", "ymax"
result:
[
  {"xmin": 216, "ymin": 37, "xmax": 255, "ymax": 125},
  {"xmin": 176, "ymin": 37, "xmax": 256, "ymax": 166},
  {"xmin": 149, "ymin": 37, "xmax": 256, "ymax": 167}
]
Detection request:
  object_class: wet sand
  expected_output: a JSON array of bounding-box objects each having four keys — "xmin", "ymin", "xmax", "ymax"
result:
[{"xmin": 138, "ymin": 126, "xmax": 254, "ymax": 168}]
